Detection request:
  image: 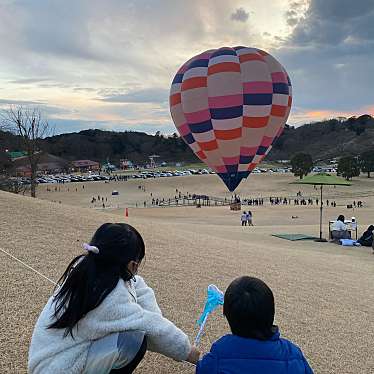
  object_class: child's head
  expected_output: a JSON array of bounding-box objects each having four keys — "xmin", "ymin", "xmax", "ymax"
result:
[
  {"xmin": 49, "ymin": 223, "xmax": 145, "ymax": 336},
  {"xmin": 89, "ymin": 223, "xmax": 145, "ymax": 279},
  {"xmin": 223, "ymin": 276, "xmax": 275, "ymax": 340}
]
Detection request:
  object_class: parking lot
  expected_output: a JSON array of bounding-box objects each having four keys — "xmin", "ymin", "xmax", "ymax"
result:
[{"xmin": 13, "ymin": 165, "xmax": 339, "ymax": 186}]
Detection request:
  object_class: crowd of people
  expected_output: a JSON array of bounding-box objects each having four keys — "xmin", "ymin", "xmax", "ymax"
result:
[
  {"xmin": 268, "ymin": 196, "xmax": 337, "ymax": 206},
  {"xmin": 112, "ymin": 174, "xmax": 129, "ymax": 181},
  {"xmin": 242, "ymin": 198, "xmax": 264, "ymax": 206},
  {"xmin": 352, "ymin": 200, "xmax": 364, "ymax": 208},
  {"xmin": 91, "ymin": 195, "xmax": 109, "ymax": 208},
  {"xmin": 43, "ymin": 180, "xmax": 367, "ymax": 213},
  {"xmin": 242, "ymin": 196, "xmax": 368, "ymax": 209}
]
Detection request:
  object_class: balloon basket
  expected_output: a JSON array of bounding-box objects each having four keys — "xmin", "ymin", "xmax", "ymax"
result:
[{"xmin": 230, "ymin": 202, "xmax": 241, "ymax": 211}]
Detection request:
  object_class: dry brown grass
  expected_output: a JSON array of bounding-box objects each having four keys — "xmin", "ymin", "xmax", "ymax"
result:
[{"xmin": 1, "ymin": 174, "xmax": 374, "ymax": 373}]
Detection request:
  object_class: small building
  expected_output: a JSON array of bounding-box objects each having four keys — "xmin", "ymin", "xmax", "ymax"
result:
[
  {"xmin": 14, "ymin": 165, "xmax": 32, "ymax": 177},
  {"xmin": 120, "ymin": 159, "xmax": 133, "ymax": 170},
  {"xmin": 9, "ymin": 151, "xmax": 28, "ymax": 160},
  {"xmin": 12, "ymin": 152, "xmax": 70, "ymax": 176},
  {"xmin": 102, "ymin": 162, "xmax": 117, "ymax": 172},
  {"xmin": 72, "ymin": 160, "xmax": 100, "ymax": 173}
]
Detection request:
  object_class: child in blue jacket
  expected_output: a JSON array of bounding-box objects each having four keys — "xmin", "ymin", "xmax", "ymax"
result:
[{"xmin": 196, "ymin": 276, "xmax": 313, "ymax": 374}]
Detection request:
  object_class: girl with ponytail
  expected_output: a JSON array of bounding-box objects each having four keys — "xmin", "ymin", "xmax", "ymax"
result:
[{"xmin": 28, "ymin": 223, "xmax": 199, "ymax": 373}]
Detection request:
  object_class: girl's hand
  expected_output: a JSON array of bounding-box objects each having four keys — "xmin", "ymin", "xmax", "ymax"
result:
[{"xmin": 186, "ymin": 346, "xmax": 201, "ymax": 364}]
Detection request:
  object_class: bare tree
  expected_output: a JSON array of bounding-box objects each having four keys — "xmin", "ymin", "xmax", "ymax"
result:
[
  {"xmin": 0, "ymin": 150, "xmax": 31, "ymax": 195},
  {"xmin": 0, "ymin": 175, "xmax": 31, "ymax": 195},
  {"xmin": 1, "ymin": 106, "xmax": 52, "ymax": 197}
]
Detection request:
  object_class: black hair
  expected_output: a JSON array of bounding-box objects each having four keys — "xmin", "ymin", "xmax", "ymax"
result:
[
  {"xmin": 367, "ymin": 225, "xmax": 374, "ymax": 231},
  {"xmin": 223, "ymin": 276, "xmax": 276, "ymax": 340},
  {"xmin": 48, "ymin": 223, "xmax": 145, "ymax": 337},
  {"xmin": 337, "ymin": 215, "xmax": 345, "ymax": 222}
]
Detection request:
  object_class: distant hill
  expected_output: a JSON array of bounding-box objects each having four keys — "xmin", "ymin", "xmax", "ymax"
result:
[
  {"xmin": 42, "ymin": 129, "xmax": 198, "ymax": 164},
  {"xmin": 269, "ymin": 115, "xmax": 374, "ymax": 161},
  {"xmin": 1, "ymin": 114, "xmax": 374, "ymax": 164},
  {"xmin": 0, "ymin": 129, "xmax": 197, "ymax": 164}
]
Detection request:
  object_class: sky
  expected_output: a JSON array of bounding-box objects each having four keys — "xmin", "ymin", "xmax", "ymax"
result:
[{"xmin": 0, "ymin": 0, "xmax": 373, "ymax": 135}]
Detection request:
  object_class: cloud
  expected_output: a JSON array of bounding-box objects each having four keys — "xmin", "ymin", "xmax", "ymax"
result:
[
  {"xmin": 99, "ymin": 88, "xmax": 169, "ymax": 104},
  {"xmin": 290, "ymin": 105, "xmax": 374, "ymax": 126},
  {"xmin": 290, "ymin": 0, "xmax": 374, "ymax": 46},
  {"xmin": 1, "ymin": 0, "xmax": 373, "ymax": 133},
  {"xmin": 73, "ymin": 87, "xmax": 98, "ymax": 93},
  {"xmin": 274, "ymin": 35, "xmax": 286, "ymax": 42},
  {"xmin": 231, "ymin": 7, "xmax": 249, "ymax": 22},
  {"xmin": 285, "ymin": 1, "xmax": 308, "ymax": 28},
  {"xmin": 285, "ymin": 9, "xmax": 299, "ymax": 26},
  {"xmin": 0, "ymin": 99, "xmax": 44, "ymax": 105},
  {"xmin": 289, "ymin": 1, "xmax": 305, "ymax": 10},
  {"xmin": 277, "ymin": 0, "xmax": 374, "ymax": 125},
  {"xmin": 9, "ymin": 78, "xmax": 51, "ymax": 84},
  {"xmin": 2, "ymin": 1, "xmax": 106, "ymax": 62},
  {"xmin": 0, "ymin": 0, "xmax": 266, "ymax": 90}
]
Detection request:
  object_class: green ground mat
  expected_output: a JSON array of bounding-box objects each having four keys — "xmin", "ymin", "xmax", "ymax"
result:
[{"xmin": 272, "ymin": 234, "xmax": 320, "ymax": 241}]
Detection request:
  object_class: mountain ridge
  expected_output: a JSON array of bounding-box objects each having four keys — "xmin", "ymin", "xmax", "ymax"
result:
[{"xmin": 1, "ymin": 114, "xmax": 373, "ymax": 164}]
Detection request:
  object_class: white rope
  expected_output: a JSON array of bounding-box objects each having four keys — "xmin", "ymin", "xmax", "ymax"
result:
[{"xmin": 0, "ymin": 246, "xmax": 57, "ymax": 285}]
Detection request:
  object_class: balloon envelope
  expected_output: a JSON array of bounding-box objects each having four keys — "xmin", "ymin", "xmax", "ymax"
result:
[{"xmin": 169, "ymin": 46, "xmax": 292, "ymax": 191}]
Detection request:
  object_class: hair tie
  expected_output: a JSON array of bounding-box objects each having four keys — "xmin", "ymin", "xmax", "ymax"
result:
[{"xmin": 83, "ymin": 243, "xmax": 100, "ymax": 254}]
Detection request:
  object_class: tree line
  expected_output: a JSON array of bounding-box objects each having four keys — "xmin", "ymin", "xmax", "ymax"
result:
[
  {"xmin": 271, "ymin": 115, "xmax": 374, "ymax": 161},
  {"xmin": 291, "ymin": 152, "xmax": 374, "ymax": 180},
  {"xmin": 1, "ymin": 107, "xmax": 374, "ymax": 198},
  {"xmin": 0, "ymin": 106, "xmax": 197, "ymax": 197}
]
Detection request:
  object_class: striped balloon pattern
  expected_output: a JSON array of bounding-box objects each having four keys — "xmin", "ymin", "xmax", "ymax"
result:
[{"xmin": 169, "ymin": 46, "xmax": 292, "ymax": 191}]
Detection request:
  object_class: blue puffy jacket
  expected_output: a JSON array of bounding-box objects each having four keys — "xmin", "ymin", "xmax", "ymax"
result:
[{"xmin": 196, "ymin": 330, "xmax": 313, "ymax": 374}]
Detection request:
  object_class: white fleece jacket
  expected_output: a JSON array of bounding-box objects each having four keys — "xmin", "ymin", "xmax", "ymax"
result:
[{"xmin": 28, "ymin": 276, "xmax": 191, "ymax": 373}]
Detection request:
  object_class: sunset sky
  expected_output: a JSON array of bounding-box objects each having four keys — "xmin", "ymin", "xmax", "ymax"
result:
[{"xmin": 0, "ymin": 0, "xmax": 373, "ymax": 134}]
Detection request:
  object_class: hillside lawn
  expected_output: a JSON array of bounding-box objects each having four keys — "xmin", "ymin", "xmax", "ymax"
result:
[{"xmin": 1, "ymin": 173, "xmax": 374, "ymax": 373}]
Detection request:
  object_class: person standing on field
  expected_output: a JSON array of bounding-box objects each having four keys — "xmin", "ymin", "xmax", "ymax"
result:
[
  {"xmin": 246, "ymin": 211, "xmax": 253, "ymax": 226},
  {"xmin": 241, "ymin": 212, "xmax": 247, "ymax": 226}
]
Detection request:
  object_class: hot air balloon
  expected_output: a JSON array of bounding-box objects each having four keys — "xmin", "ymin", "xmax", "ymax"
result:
[{"xmin": 169, "ymin": 46, "xmax": 292, "ymax": 191}]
